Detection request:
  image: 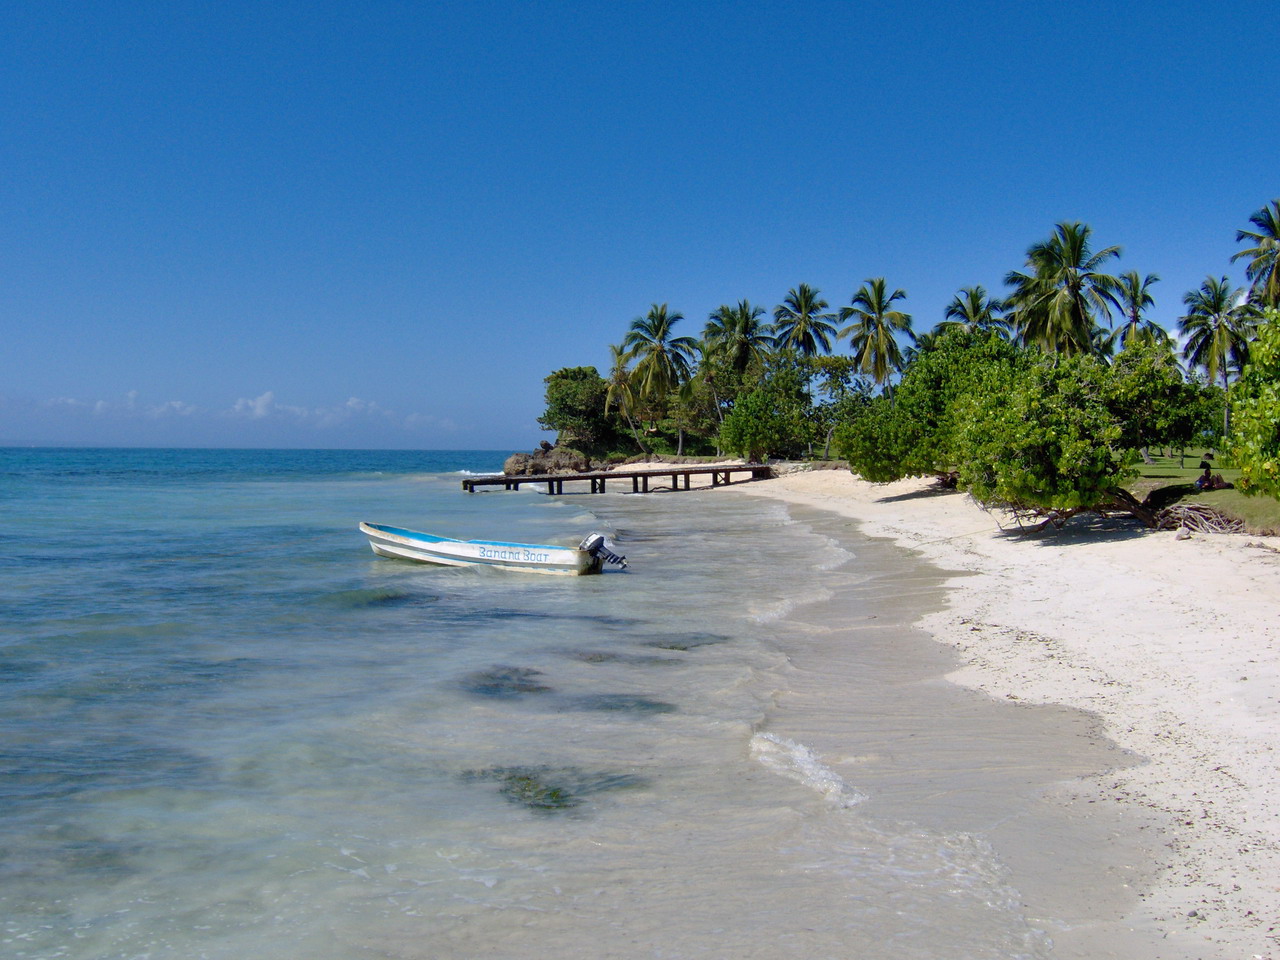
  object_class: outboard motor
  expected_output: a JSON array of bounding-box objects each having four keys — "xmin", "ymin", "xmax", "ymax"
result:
[{"xmin": 580, "ymin": 533, "xmax": 627, "ymax": 569}]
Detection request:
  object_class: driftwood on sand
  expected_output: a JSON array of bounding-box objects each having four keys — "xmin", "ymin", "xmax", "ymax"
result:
[{"xmin": 1155, "ymin": 502, "xmax": 1246, "ymax": 535}]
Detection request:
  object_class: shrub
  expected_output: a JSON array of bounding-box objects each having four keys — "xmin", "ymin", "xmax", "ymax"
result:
[
  {"xmin": 1230, "ymin": 308, "xmax": 1280, "ymax": 498},
  {"xmin": 836, "ymin": 329, "xmax": 1024, "ymax": 482},
  {"xmin": 537, "ymin": 367, "xmax": 618, "ymax": 455},
  {"xmin": 719, "ymin": 389, "xmax": 790, "ymax": 461},
  {"xmin": 955, "ymin": 353, "xmax": 1129, "ymax": 512}
]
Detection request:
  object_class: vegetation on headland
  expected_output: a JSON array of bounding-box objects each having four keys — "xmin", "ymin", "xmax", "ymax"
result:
[{"xmin": 537, "ymin": 200, "xmax": 1280, "ymax": 530}]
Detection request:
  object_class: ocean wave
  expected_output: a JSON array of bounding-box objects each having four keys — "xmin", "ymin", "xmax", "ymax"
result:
[
  {"xmin": 812, "ymin": 536, "xmax": 855, "ymax": 571},
  {"xmin": 749, "ymin": 732, "xmax": 867, "ymax": 808},
  {"xmin": 746, "ymin": 582, "xmax": 834, "ymax": 623},
  {"xmin": 746, "ymin": 595, "xmax": 798, "ymax": 623}
]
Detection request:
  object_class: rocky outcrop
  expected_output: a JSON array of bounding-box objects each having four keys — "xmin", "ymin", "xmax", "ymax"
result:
[{"xmin": 503, "ymin": 446, "xmax": 594, "ymax": 476}]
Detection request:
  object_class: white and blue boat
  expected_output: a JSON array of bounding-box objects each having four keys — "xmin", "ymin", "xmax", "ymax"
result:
[{"xmin": 358, "ymin": 522, "xmax": 626, "ymax": 575}]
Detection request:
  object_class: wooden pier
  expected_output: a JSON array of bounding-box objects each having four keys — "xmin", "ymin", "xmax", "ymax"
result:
[{"xmin": 461, "ymin": 464, "xmax": 772, "ymax": 495}]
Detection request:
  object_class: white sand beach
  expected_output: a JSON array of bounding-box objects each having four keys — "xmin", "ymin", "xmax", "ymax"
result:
[{"xmin": 723, "ymin": 467, "xmax": 1280, "ymax": 958}]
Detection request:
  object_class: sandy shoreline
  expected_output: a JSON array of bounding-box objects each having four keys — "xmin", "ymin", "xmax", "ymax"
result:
[{"xmin": 716, "ymin": 467, "xmax": 1280, "ymax": 958}]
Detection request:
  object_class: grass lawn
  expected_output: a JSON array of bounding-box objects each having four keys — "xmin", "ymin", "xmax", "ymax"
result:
[{"xmin": 1125, "ymin": 452, "xmax": 1280, "ymax": 536}]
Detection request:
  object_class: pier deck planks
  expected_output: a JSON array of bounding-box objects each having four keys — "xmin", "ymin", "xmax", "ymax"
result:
[{"xmin": 461, "ymin": 464, "xmax": 772, "ymax": 495}]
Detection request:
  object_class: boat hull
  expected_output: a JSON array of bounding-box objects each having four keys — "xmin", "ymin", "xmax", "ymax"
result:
[{"xmin": 359, "ymin": 522, "xmax": 601, "ymax": 575}]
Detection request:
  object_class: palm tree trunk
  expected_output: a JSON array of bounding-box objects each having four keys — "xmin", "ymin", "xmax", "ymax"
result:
[
  {"xmin": 624, "ymin": 411, "xmax": 648, "ymax": 454},
  {"xmin": 1222, "ymin": 368, "xmax": 1231, "ymax": 439}
]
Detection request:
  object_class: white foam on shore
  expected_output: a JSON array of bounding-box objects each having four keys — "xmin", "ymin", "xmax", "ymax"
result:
[
  {"xmin": 750, "ymin": 732, "xmax": 867, "ymax": 808},
  {"xmin": 812, "ymin": 535, "xmax": 855, "ymax": 571}
]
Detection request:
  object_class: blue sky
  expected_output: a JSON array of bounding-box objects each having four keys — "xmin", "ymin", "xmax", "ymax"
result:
[{"xmin": 2, "ymin": 0, "xmax": 1277, "ymax": 449}]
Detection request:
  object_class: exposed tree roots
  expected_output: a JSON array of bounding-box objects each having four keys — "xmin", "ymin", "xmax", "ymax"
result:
[{"xmin": 993, "ymin": 488, "xmax": 1245, "ymax": 535}]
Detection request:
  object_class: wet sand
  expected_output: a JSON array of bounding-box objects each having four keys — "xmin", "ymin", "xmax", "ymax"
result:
[{"xmin": 728, "ymin": 468, "xmax": 1280, "ymax": 959}]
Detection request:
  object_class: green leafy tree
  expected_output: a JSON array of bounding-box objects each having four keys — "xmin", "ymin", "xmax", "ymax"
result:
[
  {"xmin": 836, "ymin": 332, "xmax": 1216, "ymax": 525},
  {"xmin": 1179, "ymin": 275, "xmax": 1255, "ymax": 437},
  {"xmin": 1104, "ymin": 340, "xmax": 1207, "ymax": 458},
  {"xmin": 622, "ymin": 303, "xmax": 698, "ymax": 415},
  {"xmin": 1190, "ymin": 380, "xmax": 1229, "ymax": 451},
  {"xmin": 807, "ymin": 355, "xmax": 872, "ymax": 458},
  {"xmin": 537, "ymin": 367, "xmax": 615, "ymax": 454},
  {"xmin": 718, "ymin": 389, "xmax": 791, "ymax": 462},
  {"xmin": 838, "ymin": 277, "xmax": 914, "ymax": 388},
  {"xmin": 836, "ymin": 329, "xmax": 1025, "ymax": 483},
  {"xmin": 718, "ymin": 357, "xmax": 814, "ymax": 460},
  {"xmin": 1232, "ymin": 199, "xmax": 1280, "ymax": 308},
  {"xmin": 772, "ymin": 284, "xmax": 838, "ymax": 356},
  {"xmin": 1005, "ymin": 221, "xmax": 1121, "ymax": 355},
  {"xmin": 805, "ymin": 354, "xmax": 864, "ymax": 396},
  {"xmin": 954, "ymin": 353, "xmax": 1129, "ymax": 516},
  {"xmin": 833, "ymin": 397, "xmax": 907, "ymax": 482},
  {"xmin": 764, "ymin": 353, "xmax": 823, "ymax": 457},
  {"xmin": 1229, "ymin": 308, "xmax": 1280, "ymax": 498}
]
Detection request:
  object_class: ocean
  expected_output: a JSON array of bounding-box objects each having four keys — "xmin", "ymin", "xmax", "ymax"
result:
[{"xmin": 0, "ymin": 448, "xmax": 1133, "ymax": 960}]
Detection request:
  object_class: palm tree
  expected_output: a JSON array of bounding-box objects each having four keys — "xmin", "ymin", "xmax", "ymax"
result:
[
  {"xmin": 604, "ymin": 343, "xmax": 647, "ymax": 453},
  {"xmin": 1090, "ymin": 322, "xmax": 1118, "ymax": 360},
  {"xmin": 772, "ymin": 284, "xmax": 838, "ymax": 356},
  {"xmin": 703, "ymin": 300, "xmax": 774, "ymax": 375},
  {"xmin": 1232, "ymin": 198, "xmax": 1280, "ymax": 307},
  {"xmin": 1178, "ymin": 276, "xmax": 1255, "ymax": 437},
  {"xmin": 901, "ymin": 329, "xmax": 942, "ymax": 368},
  {"xmin": 1005, "ymin": 221, "xmax": 1121, "ymax": 355},
  {"xmin": 621, "ymin": 303, "xmax": 698, "ymax": 409},
  {"xmin": 838, "ymin": 278, "xmax": 914, "ymax": 388},
  {"xmin": 1103, "ymin": 271, "xmax": 1168, "ymax": 351},
  {"xmin": 935, "ymin": 285, "xmax": 1012, "ymax": 338},
  {"xmin": 690, "ymin": 339, "xmax": 726, "ymax": 429}
]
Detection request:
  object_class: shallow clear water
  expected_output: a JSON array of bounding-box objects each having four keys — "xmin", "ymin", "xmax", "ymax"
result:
[{"xmin": 0, "ymin": 449, "xmax": 1126, "ymax": 959}]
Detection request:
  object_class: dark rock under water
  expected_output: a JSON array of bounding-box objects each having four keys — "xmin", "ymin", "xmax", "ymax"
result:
[
  {"xmin": 561, "ymin": 693, "xmax": 676, "ymax": 714},
  {"xmin": 460, "ymin": 765, "xmax": 649, "ymax": 812},
  {"xmin": 458, "ymin": 665, "xmax": 554, "ymax": 698},
  {"xmin": 644, "ymin": 632, "xmax": 730, "ymax": 651}
]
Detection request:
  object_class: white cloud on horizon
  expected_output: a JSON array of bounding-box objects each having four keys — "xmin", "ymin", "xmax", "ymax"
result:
[
  {"xmin": 151, "ymin": 399, "xmax": 198, "ymax": 417},
  {"xmin": 225, "ymin": 391, "xmax": 453, "ymax": 432},
  {"xmin": 2, "ymin": 389, "xmax": 458, "ymax": 442},
  {"xmin": 231, "ymin": 391, "xmax": 291, "ymax": 420},
  {"xmin": 43, "ymin": 392, "xmax": 200, "ymax": 420}
]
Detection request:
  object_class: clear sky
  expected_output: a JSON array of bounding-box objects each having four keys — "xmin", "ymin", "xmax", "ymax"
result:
[{"xmin": 2, "ymin": 0, "xmax": 1277, "ymax": 450}]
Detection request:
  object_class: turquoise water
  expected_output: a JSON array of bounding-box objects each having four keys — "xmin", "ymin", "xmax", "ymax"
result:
[{"xmin": 0, "ymin": 449, "xmax": 1123, "ymax": 959}]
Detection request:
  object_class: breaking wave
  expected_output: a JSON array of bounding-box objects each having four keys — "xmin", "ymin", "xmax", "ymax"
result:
[{"xmin": 749, "ymin": 732, "xmax": 867, "ymax": 808}]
